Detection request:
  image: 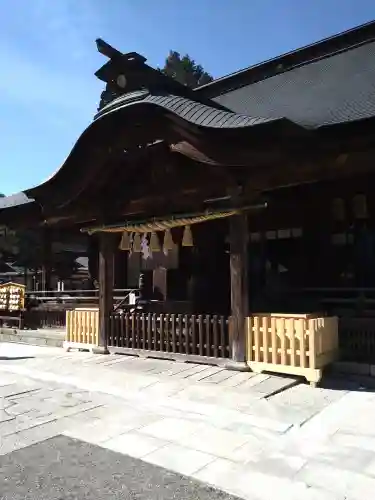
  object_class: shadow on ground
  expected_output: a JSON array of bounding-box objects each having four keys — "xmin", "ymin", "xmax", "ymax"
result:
[
  {"xmin": 320, "ymin": 372, "xmax": 375, "ymax": 393},
  {"xmin": 0, "ymin": 435, "xmax": 239, "ymax": 499},
  {"xmin": 0, "ymin": 356, "xmax": 35, "ymax": 361}
]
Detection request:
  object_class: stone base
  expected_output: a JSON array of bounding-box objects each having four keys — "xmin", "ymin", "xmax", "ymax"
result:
[
  {"xmin": 0, "ymin": 327, "xmax": 64, "ymax": 348},
  {"xmin": 91, "ymin": 346, "xmax": 110, "ymax": 355},
  {"xmin": 223, "ymin": 359, "xmax": 250, "ymax": 372},
  {"xmin": 331, "ymin": 361, "xmax": 375, "ymax": 377}
]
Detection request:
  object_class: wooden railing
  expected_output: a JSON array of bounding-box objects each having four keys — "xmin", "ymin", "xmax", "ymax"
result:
[
  {"xmin": 0, "ymin": 308, "xmax": 67, "ymax": 330},
  {"xmin": 24, "ymin": 309, "xmax": 66, "ymax": 329},
  {"xmin": 280, "ymin": 287, "xmax": 375, "ymax": 316},
  {"xmin": 64, "ymin": 309, "xmax": 229, "ymax": 359},
  {"xmin": 108, "ymin": 312, "xmax": 230, "ymax": 359},
  {"xmin": 339, "ymin": 317, "xmax": 375, "ymax": 363},
  {"xmin": 26, "ymin": 289, "xmax": 139, "ymax": 315},
  {"xmin": 246, "ymin": 314, "xmax": 339, "ymax": 386}
]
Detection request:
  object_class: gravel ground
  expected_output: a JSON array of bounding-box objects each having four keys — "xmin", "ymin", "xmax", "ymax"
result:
[{"xmin": 0, "ymin": 435, "xmax": 241, "ymax": 500}]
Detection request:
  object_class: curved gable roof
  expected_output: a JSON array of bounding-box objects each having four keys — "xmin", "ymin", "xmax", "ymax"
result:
[{"xmin": 2, "ymin": 22, "xmax": 375, "ymax": 217}]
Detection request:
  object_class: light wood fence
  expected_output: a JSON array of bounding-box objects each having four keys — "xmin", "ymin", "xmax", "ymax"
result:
[
  {"xmin": 246, "ymin": 314, "xmax": 339, "ymax": 386},
  {"xmin": 64, "ymin": 308, "xmax": 99, "ymax": 352}
]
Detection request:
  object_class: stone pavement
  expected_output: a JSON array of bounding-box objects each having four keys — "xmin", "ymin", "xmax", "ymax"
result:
[{"xmin": 0, "ymin": 342, "xmax": 374, "ymax": 499}]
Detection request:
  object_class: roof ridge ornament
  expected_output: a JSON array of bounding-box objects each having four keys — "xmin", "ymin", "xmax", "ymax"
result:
[
  {"xmin": 94, "ymin": 39, "xmax": 217, "ymax": 112},
  {"xmin": 96, "ymin": 39, "xmax": 146, "ymax": 64},
  {"xmin": 95, "ymin": 40, "xmax": 152, "ymax": 110}
]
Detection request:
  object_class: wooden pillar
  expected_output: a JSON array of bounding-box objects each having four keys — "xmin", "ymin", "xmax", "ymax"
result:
[
  {"xmin": 41, "ymin": 228, "xmax": 52, "ymax": 291},
  {"xmin": 114, "ymin": 247, "xmax": 128, "ymax": 290},
  {"xmin": 153, "ymin": 267, "xmax": 167, "ymax": 300},
  {"xmin": 229, "ymin": 212, "xmax": 249, "ymax": 368},
  {"xmin": 87, "ymin": 234, "xmax": 99, "ymax": 286},
  {"xmin": 95, "ymin": 232, "xmax": 114, "ymax": 354}
]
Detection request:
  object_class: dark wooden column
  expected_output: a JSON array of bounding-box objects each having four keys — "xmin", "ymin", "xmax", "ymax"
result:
[
  {"xmin": 228, "ymin": 212, "xmax": 249, "ymax": 369},
  {"xmin": 114, "ymin": 247, "xmax": 128, "ymax": 290},
  {"xmin": 94, "ymin": 232, "xmax": 115, "ymax": 354},
  {"xmin": 41, "ymin": 228, "xmax": 52, "ymax": 291},
  {"xmin": 87, "ymin": 234, "xmax": 99, "ymax": 286}
]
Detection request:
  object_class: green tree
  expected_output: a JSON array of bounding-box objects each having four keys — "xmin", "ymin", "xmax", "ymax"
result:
[{"xmin": 161, "ymin": 51, "xmax": 213, "ymax": 88}]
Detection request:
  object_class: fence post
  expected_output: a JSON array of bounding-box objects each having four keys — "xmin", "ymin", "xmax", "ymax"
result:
[{"xmin": 308, "ymin": 319, "xmax": 317, "ymax": 370}]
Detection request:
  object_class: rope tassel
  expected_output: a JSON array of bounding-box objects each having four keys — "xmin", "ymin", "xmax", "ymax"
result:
[
  {"xmin": 182, "ymin": 225, "xmax": 193, "ymax": 247},
  {"xmin": 119, "ymin": 231, "xmax": 131, "ymax": 251},
  {"xmin": 163, "ymin": 229, "xmax": 174, "ymax": 251},
  {"xmin": 132, "ymin": 233, "xmax": 142, "ymax": 253},
  {"xmin": 150, "ymin": 231, "xmax": 160, "ymax": 252}
]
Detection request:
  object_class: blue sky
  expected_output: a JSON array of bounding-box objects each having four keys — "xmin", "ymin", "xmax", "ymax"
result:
[{"xmin": 1, "ymin": 0, "xmax": 374, "ymax": 195}]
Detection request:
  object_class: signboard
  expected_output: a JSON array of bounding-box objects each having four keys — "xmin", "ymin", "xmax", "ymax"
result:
[{"xmin": 0, "ymin": 282, "xmax": 25, "ymax": 311}]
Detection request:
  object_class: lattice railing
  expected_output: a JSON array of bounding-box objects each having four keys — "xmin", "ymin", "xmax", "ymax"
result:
[{"xmin": 108, "ymin": 312, "xmax": 230, "ymax": 358}]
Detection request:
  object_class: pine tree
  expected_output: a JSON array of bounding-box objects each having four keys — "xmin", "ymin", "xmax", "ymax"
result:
[{"xmin": 161, "ymin": 51, "xmax": 213, "ymax": 88}]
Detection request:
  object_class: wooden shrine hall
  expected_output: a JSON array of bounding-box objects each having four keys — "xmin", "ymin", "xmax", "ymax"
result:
[{"xmin": 1, "ymin": 21, "xmax": 375, "ymax": 373}]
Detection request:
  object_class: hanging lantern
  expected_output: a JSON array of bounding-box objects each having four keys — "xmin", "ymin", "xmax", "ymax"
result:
[
  {"xmin": 182, "ymin": 225, "xmax": 194, "ymax": 247},
  {"xmin": 132, "ymin": 232, "xmax": 142, "ymax": 253},
  {"xmin": 119, "ymin": 231, "xmax": 131, "ymax": 251},
  {"xmin": 150, "ymin": 231, "xmax": 161, "ymax": 252},
  {"xmin": 163, "ymin": 229, "xmax": 174, "ymax": 251},
  {"xmin": 353, "ymin": 194, "xmax": 368, "ymax": 219}
]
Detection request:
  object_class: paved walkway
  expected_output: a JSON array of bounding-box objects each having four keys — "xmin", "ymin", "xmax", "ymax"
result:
[{"xmin": 0, "ymin": 343, "xmax": 374, "ymax": 499}]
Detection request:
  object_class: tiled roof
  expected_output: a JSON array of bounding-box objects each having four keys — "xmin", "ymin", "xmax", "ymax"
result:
[
  {"xmin": 0, "ymin": 192, "xmax": 34, "ymax": 209},
  {"xmin": 212, "ymin": 40, "xmax": 375, "ymax": 128},
  {"xmin": 96, "ymin": 89, "xmax": 287, "ymax": 129}
]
